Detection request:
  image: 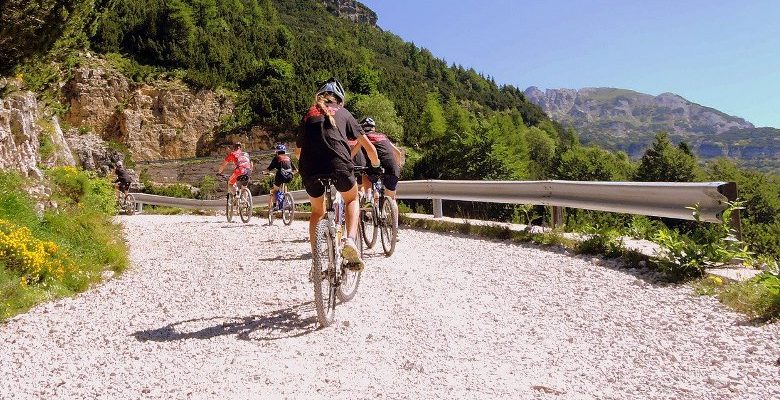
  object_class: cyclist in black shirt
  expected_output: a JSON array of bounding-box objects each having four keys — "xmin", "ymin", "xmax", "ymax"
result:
[
  {"xmin": 295, "ymin": 78, "xmax": 381, "ymax": 270},
  {"xmin": 266, "ymin": 143, "xmax": 297, "ymax": 210},
  {"xmin": 355, "ymin": 117, "xmax": 404, "ymax": 199},
  {"xmin": 114, "ymin": 161, "xmax": 133, "ymax": 196}
]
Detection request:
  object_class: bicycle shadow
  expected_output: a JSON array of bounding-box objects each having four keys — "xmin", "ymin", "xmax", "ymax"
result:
[
  {"xmin": 256, "ymin": 253, "xmax": 312, "ymax": 262},
  {"xmin": 132, "ymin": 302, "xmax": 318, "ymax": 343}
]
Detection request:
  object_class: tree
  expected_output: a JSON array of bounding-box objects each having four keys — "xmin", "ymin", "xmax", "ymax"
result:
[
  {"xmin": 347, "ymin": 92, "xmax": 404, "ymax": 142},
  {"xmin": 525, "ymin": 126, "xmax": 557, "ymax": 178},
  {"xmin": 444, "ymin": 95, "xmax": 473, "ymax": 135},
  {"xmin": 417, "ymin": 92, "xmax": 446, "ymax": 146},
  {"xmin": 555, "ymin": 146, "xmax": 633, "ymax": 181},
  {"xmin": 634, "ymin": 133, "xmax": 698, "ymax": 182}
]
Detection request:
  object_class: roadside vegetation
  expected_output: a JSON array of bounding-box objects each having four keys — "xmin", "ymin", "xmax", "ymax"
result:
[
  {"xmin": 0, "ymin": 168, "xmax": 128, "ymax": 320},
  {"xmin": 3, "ymin": 0, "xmax": 778, "ymax": 320}
]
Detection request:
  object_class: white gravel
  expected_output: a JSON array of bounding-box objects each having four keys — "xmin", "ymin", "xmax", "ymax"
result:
[{"xmin": 1, "ymin": 214, "xmax": 779, "ymax": 399}]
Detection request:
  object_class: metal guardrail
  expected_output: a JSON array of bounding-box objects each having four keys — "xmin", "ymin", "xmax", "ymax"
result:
[
  {"xmin": 132, "ymin": 179, "xmax": 737, "ymax": 227},
  {"xmin": 132, "ymin": 191, "xmax": 312, "ymax": 211},
  {"xmin": 395, "ymin": 180, "xmax": 737, "ymax": 223}
]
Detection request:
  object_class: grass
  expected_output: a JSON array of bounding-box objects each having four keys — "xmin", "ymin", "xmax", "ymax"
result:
[
  {"xmin": 0, "ymin": 168, "xmax": 128, "ymax": 320},
  {"xmin": 719, "ymin": 273, "xmax": 780, "ymax": 321}
]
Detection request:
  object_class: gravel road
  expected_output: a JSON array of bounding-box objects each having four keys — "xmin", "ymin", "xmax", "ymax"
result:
[{"xmin": 1, "ymin": 215, "xmax": 778, "ymax": 399}]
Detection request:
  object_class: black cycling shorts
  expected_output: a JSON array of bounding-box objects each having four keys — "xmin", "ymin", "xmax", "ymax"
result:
[
  {"xmin": 274, "ymin": 173, "xmax": 293, "ymax": 187},
  {"xmin": 302, "ymin": 171, "xmax": 356, "ymax": 198},
  {"xmin": 117, "ymin": 181, "xmax": 131, "ymax": 192}
]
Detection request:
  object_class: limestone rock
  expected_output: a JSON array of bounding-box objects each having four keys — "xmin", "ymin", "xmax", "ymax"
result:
[
  {"xmin": 322, "ymin": 0, "xmax": 377, "ymax": 26},
  {"xmin": 63, "ymin": 62, "xmax": 234, "ymax": 162},
  {"xmin": 0, "ymin": 90, "xmax": 43, "ymax": 178}
]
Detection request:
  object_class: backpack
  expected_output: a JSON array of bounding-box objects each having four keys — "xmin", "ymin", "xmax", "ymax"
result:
[{"xmin": 280, "ymin": 168, "xmax": 294, "ymax": 181}]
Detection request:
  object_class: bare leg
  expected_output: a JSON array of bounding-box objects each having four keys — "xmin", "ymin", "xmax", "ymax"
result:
[
  {"xmin": 269, "ymin": 186, "xmax": 278, "ymax": 210},
  {"xmin": 385, "ymin": 189, "xmax": 396, "ymax": 199},
  {"xmin": 308, "ymin": 195, "xmax": 325, "ymax": 251},
  {"xmin": 341, "ymin": 184, "xmax": 360, "ymax": 240}
]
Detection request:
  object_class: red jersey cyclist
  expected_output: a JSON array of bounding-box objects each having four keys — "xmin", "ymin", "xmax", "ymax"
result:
[{"xmin": 217, "ymin": 142, "xmax": 253, "ymax": 194}]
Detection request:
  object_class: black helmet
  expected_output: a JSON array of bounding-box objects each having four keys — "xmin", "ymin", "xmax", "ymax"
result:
[
  {"xmin": 232, "ymin": 142, "xmax": 242, "ymax": 150},
  {"xmin": 360, "ymin": 117, "xmax": 376, "ymax": 130},
  {"xmin": 315, "ymin": 77, "xmax": 346, "ymax": 104}
]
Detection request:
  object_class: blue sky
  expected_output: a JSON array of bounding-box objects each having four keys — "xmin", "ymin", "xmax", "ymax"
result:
[{"xmin": 360, "ymin": 0, "xmax": 780, "ymax": 128}]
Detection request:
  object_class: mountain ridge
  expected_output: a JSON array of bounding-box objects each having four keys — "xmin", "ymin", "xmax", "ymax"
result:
[{"xmin": 523, "ymin": 86, "xmax": 779, "ymax": 168}]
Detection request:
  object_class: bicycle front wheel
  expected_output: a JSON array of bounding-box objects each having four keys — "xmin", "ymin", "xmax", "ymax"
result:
[
  {"xmin": 337, "ymin": 228, "xmax": 362, "ymax": 302},
  {"xmin": 360, "ymin": 206, "xmax": 378, "ymax": 249},
  {"xmin": 239, "ymin": 189, "xmax": 252, "ymax": 223},
  {"xmin": 380, "ymin": 198, "xmax": 398, "ymax": 256},
  {"xmin": 226, "ymin": 194, "xmax": 234, "ymax": 222},
  {"xmin": 312, "ymin": 219, "xmax": 337, "ymax": 327},
  {"xmin": 282, "ymin": 193, "xmax": 295, "ymax": 225}
]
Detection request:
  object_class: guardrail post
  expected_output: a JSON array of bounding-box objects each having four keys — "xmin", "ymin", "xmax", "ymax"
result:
[
  {"xmin": 432, "ymin": 198, "xmax": 443, "ymax": 218},
  {"xmin": 551, "ymin": 206, "xmax": 564, "ymax": 229},
  {"xmin": 137, "ymin": 202, "xmax": 143, "ymax": 214},
  {"xmin": 720, "ymin": 182, "xmax": 742, "ymax": 240}
]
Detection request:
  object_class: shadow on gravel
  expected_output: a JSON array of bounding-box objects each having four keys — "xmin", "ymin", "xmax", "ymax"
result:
[
  {"xmin": 132, "ymin": 302, "xmax": 317, "ymax": 343},
  {"xmin": 255, "ymin": 238, "xmax": 309, "ymax": 244},
  {"xmin": 257, "ymin": 253, "xmax": 312, "ymax": 261}
]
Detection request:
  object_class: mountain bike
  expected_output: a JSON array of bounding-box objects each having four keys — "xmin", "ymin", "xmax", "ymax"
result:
[
  {"xmin": 116, "ymin": 184, "xmax": 135, "ymax": 215},
  {"xmin": 310, "ymin": 172, "xmax": 364, "ymax": 327},
  {"xmin": 265, "ymin": 174, "xmax": 295, "ymax": 226},
  {"xmin": 360, "ymin": 175, "xmax": 398, "ymax": 256},
  {"xmin": 218, "ymin": 173, "xmax": 253, "ymax": 223}
]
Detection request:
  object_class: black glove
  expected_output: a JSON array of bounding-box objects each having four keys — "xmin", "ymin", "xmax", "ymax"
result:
[{"xmin": 367, "ymin": 164, "xmax": 384, "ymax": 177}]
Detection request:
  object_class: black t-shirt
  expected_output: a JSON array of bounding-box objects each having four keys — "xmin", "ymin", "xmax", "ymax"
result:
[
  {"xmin": 267, "ymin": 154, "xmax": 295, "ymax": 172},
  {"xmin": 114, "ymin": 168, "xmax": 132, "ymax": 184},
  {"xmin": 296, "ymin": 104, "xmax": 363, "ymax": 177},
  {"xmin": 366, "ymin": 132, "xmax": 401, "ymax": 178}
]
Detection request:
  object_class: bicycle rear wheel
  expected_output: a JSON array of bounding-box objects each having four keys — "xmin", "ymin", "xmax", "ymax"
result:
[
  {"xmin": 312, "ymin": 219, "xmax": 337, "ymax": 327},
  {"xmin": 226, "ymin": 193, "xmax": 234, "ymax": 222},
  {"xmin": 282, "ymin": 192, "xmax": 295, "ymax": 225},
  {"xmin": 380, "ymin": 198, "xmax": 398, "ymax": 256},
  {"xmin": 239, "ymin": 188, "xmax": 252, "ymax": 223},
  {"xmin": 337, "ymin": 228, "xmax": 362, "ymax": 302},
  {"xmin": 360, "ymin": 206, "xmax": 378, "ymax": 249},
  {"xmin": 124, "ymin": 193, "xmax": 136, "ymax": 215}
]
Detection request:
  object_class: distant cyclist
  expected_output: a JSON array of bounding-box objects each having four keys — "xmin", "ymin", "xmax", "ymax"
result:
[
  {"xmin": 356, "ymin": 117, "xmax": 404, "ymax": 199},
  {"xmin": 217, "ymin": 142, "xmax": 253, "ymax": 194},
  {"xmin": 113, "ymin": 161, "xmax": 133, "ymax": 196},
  {"xmin": 295, "ymin": 78, "xmax": 381, "ymax": 270},
  {"xmin": 266, "ymin": 143, "xmax": 297, "ymax": 210}
]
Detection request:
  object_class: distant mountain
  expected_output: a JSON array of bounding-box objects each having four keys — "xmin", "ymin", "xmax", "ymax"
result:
[{"xmin": 524, "ymin": 87, "xmax": 780, "ymax": 167}]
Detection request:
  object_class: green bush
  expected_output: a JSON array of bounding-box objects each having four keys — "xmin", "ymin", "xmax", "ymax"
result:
[
  {"xmin": 575, "ymin": 227, "xmax": 625, "ymax": 258},
  {"xmin": 654, "ymin": 202, "xmax": 751, "ymax": 282},
  {"xmin": 145, "ymin": 183, "xmax": 195, "ymax": 199},
  {"xmin": 197, "ymin": 175, "xmax": 218, "ymax": 200},
  {"xmin": 0, "ymin": 168, "xmax": 127, "ymax": 320}
]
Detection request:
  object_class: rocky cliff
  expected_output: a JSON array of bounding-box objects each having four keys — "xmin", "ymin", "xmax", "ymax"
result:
[
  {"xmin": 524, "ymin": 86, "xmax": 780, "ymax": 163},
  {"xmin": 0, "ymin": 85, "xmax": 76, "ymax": 178},
  {"xmin": 321, "ymin": 0, "xmax": 377, "ymax": 26},
  {"xmin": 63, "ymin": 60, "xmax": 234, "ymax": 162}
]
